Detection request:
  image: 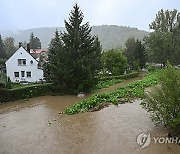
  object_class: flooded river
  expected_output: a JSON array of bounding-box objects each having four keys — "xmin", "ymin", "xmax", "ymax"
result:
[{"xmin": 0, "ymin": 76, "xmax": 179, "ymax": 154}]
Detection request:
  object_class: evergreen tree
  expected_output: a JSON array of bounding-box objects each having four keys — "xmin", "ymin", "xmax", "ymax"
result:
[
  {"xmin": 29, "ymin": 32, "xmax": 41, "ymax": 49},
  {"xmin": 44, "ymin": 30, "xmax": 64, "ymax": 85},
  {"xmin": 0, "ymin": 35, "xmax": 6, "ymax": 59},
  {"xmin": 124, "ymin": 37, "xmax": 136, "ymax": 70},
  {"xmin": 124, "ymin": 38, "xmax": 147, "ymax": 69},
  {"xmin": 46, "ymin": 4, "xmax": 102, "ymax": 93},
  {"xmin": 135, "ymin": 40, "xmax": 146, "ymax": 69}
]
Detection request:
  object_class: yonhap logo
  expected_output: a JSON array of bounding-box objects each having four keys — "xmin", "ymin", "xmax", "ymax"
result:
[
  {"xmin": 137, "ymin": 132, "xmax": 180, "ymax": 148},
  {"xmin": 137, "ymin": 133, "xmax": 151, "ymax": 148}
]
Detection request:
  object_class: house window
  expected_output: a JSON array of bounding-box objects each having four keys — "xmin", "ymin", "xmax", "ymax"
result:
[
  {"xmin": 21, "ymin": 71, "xmax": 25, "ymax": 77},
  {"xmin": 18, "ymin": 59, "xmax": 26, "ymax": 65},
  {"xmin": 14, "ymin": 72, "xmax": 19, "ymax": 77},
  {"xmin": 26, "ymin": 71, "xmax": 31, "ymax": 77}
]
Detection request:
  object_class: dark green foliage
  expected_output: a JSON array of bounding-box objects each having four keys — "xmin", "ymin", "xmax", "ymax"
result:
[
  {"xmin": 101, "ymin": 49, "xmax": 128, "ymax": 75},
  {"xmin": 0, "ymin": 35, "xmax": 6, "ymax": 59},
  {"xmin": 95, "ymin": 79, "xmax": 123, "ymax": 89},
  {"xmin": 124, "ymin": 37, "xmax": 136, "ymax": 69},
  {"xmin": 0, "ymin": 88, "xmax": 11, "ymax": 102},
  {"xmin": 124, "ymin": 37, "xmax": 147, "ymax": 70},
  {"xmin": 4, "ymin": 37, "xmax": 17, "ymax": 58},
  {"xmin": 6, "ymin": 77, "xmax": 12, "ymax": 89},
  {"xmin": 64, "ymin": 72, "xmax": 159, "ymax": 115},
  {"xmin": 46, "ymin": 4, "xmax": 102, "ymax": 94},
  {"xmin": 146, "ymin": 9, "xmax": 180, "ymax": 65},
  {"xmin": 29, "ymin": 32, "xmax": 41, "ymax": 49},
  {"xmin": 135, "ymin": 40, "xmax": 146, "ymax": 69},
  {"xmin": 0, "ymin": 83, "xmax": 53, "ymax": 103},
  {"xmin": 141, "ymin": 65, "xmax": 180, "ymax": 132},
  {"xmin": 0, "ymin": 72, "xmax": 7, "ymax": 88},
  {"xmin": 149, "ymin": 9, "xmax": 179, "ymax": 32},
  {"xmin": 98, "ymin": 72, "xmax": 139, "ymax": 81},
  {"xmin": 146, "ymin": 31, "xmax": 175, "ymax": 65},
  {"xmin": 44, "ymin": 30, "xmax": 64, "ymax": 86}
]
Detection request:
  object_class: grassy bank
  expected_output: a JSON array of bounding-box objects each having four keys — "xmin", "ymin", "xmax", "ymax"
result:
[
  {"xmin": 95, "ymin": 79, "xmax": 123, "ymax": 89},
  {"xmin": 64, "ymin": 72, "xmax": 159, "ymax": 115},
  {"xmin": 94, "ymin": 72, "xmax": 139, "ymax": 90}
]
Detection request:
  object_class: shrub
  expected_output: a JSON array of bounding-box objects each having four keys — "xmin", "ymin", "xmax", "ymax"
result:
[
  {"xmin": 98, "ymin": 72, "xmax": 139, "ymax": 81},
  {"xmin": 0, "ymin": 88, "xmax": 12, "ymax": 103},
  {"xmin": 0, "ymin": 83, "xmax": 53, "ymax": 103},
  {"xmin": 141, "ymin": 65, "xmax": 180, "ymax": 134},
  {"xmin": 94, "ymin": 79, "xmax": 123, "ymax": 90}
]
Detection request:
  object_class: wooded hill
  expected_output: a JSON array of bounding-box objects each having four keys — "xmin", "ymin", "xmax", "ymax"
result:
[{"xmin": 1, "ymin": 25, "xmax": 149, "ymax": 50}]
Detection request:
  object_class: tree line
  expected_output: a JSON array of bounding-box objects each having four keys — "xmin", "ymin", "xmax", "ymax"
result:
[{"xmin": 0, "ymin": 32, "xmax": 42, "ymax": 60}]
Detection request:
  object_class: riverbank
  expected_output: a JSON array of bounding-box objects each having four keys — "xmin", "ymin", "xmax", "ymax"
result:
[
  {"xmin": 0, "ymin": 74, "xmax": 143, "ymax": 114},
  {"xmin": 0, "ymin": 72, "xmax": 138, "ymax": 103},
  {"xmin": 64, "ymin": 72, "xmax": 159, "ymax": 115}
]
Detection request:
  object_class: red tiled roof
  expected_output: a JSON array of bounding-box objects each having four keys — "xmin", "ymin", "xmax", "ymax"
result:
[{"xmin": 30, "ymin": 49, "xmax": 48, "ymax": 54}]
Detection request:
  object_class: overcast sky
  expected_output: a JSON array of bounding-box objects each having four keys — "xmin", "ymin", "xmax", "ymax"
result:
[{"xmin": 0, "ymin": 0, "xmax": 179, "ymax": 31}]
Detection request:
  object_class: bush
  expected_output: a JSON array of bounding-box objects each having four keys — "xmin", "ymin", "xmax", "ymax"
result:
[
  {"xmin": 146, "ymin": 64, "xmax": 155, "ymax": 72},
  {"xmin": 141, "ymin": 65, "xmax": 180, "ymax": 134},
  {"xmin": 94, "ymin": 79, "xmax": 123, "ymax": 90},
  {"xmin": 0, "ymin": 83, "xmax": 53, "ymax": 103},
  {"xmin": 0, "ymin": 88, "xmax": 12, "ymax": 103},
  {"xmin": 98, "ymin": 72, "xmax": 139, "ymax": 81}
]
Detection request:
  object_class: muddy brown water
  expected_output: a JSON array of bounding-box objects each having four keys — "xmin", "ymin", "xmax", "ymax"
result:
[{"xmin": 0, "ymin": 76, "xmax": 180, "ymax": 154}]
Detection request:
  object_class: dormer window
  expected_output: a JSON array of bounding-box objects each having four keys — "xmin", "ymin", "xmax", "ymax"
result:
[{"xmin": 18, "ymin": 59, "xmax": 26, "ymax": 65}]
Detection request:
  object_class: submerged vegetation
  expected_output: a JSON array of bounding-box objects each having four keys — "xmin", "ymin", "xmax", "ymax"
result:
[
  {"xmin": 95, "ymin": 79, "xmax": 123, "ymax": 89},
  {"xmin": 64, "ymin": 72, "xmax": 159, "ymax": 115}
]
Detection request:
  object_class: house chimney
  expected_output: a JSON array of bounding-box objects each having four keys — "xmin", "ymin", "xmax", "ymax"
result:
[
  {"xmin": 27, "ymin": 43, "xmax": 30, "ymax": 53},
  {"xmin": 19, "ymin": 42, "xmax": 23, "ymax": 48}
]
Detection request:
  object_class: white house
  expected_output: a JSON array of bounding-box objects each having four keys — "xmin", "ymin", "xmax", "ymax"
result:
[{"xmin": 5, "ymin": 47, "xmax": 44, "ymax": 83}]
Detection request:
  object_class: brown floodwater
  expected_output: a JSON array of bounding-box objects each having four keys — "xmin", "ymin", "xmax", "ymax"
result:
[{"xmin": 0, "ymin": 76, "xmax": 180, "ymax": 154}]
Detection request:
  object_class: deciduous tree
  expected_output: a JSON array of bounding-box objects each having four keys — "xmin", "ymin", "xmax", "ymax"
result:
[
  {"xmin": 146, "ymin": 9, "xmax": 180, "ymax": 65},
  {"xmin": 4, "ymin": 37, "xmax": 16, "ymax": 58},
  {"xmin": 101, "ymin": 49, "xmax": 127, "ymax": 75},
  {"xmin": 0, "ymin": 35, "xmax": 6, "ymax": 59}
]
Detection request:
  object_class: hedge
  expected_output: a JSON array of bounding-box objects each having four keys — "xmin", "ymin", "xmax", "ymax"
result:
[
  {"xmin": 0, "ymin": 83, "xmax": 53, "ymax": 103},
  {"xmin": 98, "ymin": 72, "xmax": 139, "ymax": 81},
  {"xmin": 0, "ymin": 72, "xmax": 139, "ymax": 103}
]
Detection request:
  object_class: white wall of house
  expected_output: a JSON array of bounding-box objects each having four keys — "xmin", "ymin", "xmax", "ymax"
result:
[{"xmin": 5, "ymin": 47, "xmax": 44, "ymax": 83}]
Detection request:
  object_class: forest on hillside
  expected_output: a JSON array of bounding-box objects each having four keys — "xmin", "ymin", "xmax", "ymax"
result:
[{"xmin": 0, "ymin": 25, "xmax": 148, "ymax": 50}]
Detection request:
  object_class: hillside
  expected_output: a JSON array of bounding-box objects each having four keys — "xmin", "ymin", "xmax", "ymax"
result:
[{"xmin": 1, "ymin": 25, "xmax": 149, "ymax": 50}]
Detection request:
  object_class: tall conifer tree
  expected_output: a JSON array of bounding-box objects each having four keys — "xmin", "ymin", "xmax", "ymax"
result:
[{"xmin": 46, "ymin": 4, "xmax": 102, "ymax": 93}]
